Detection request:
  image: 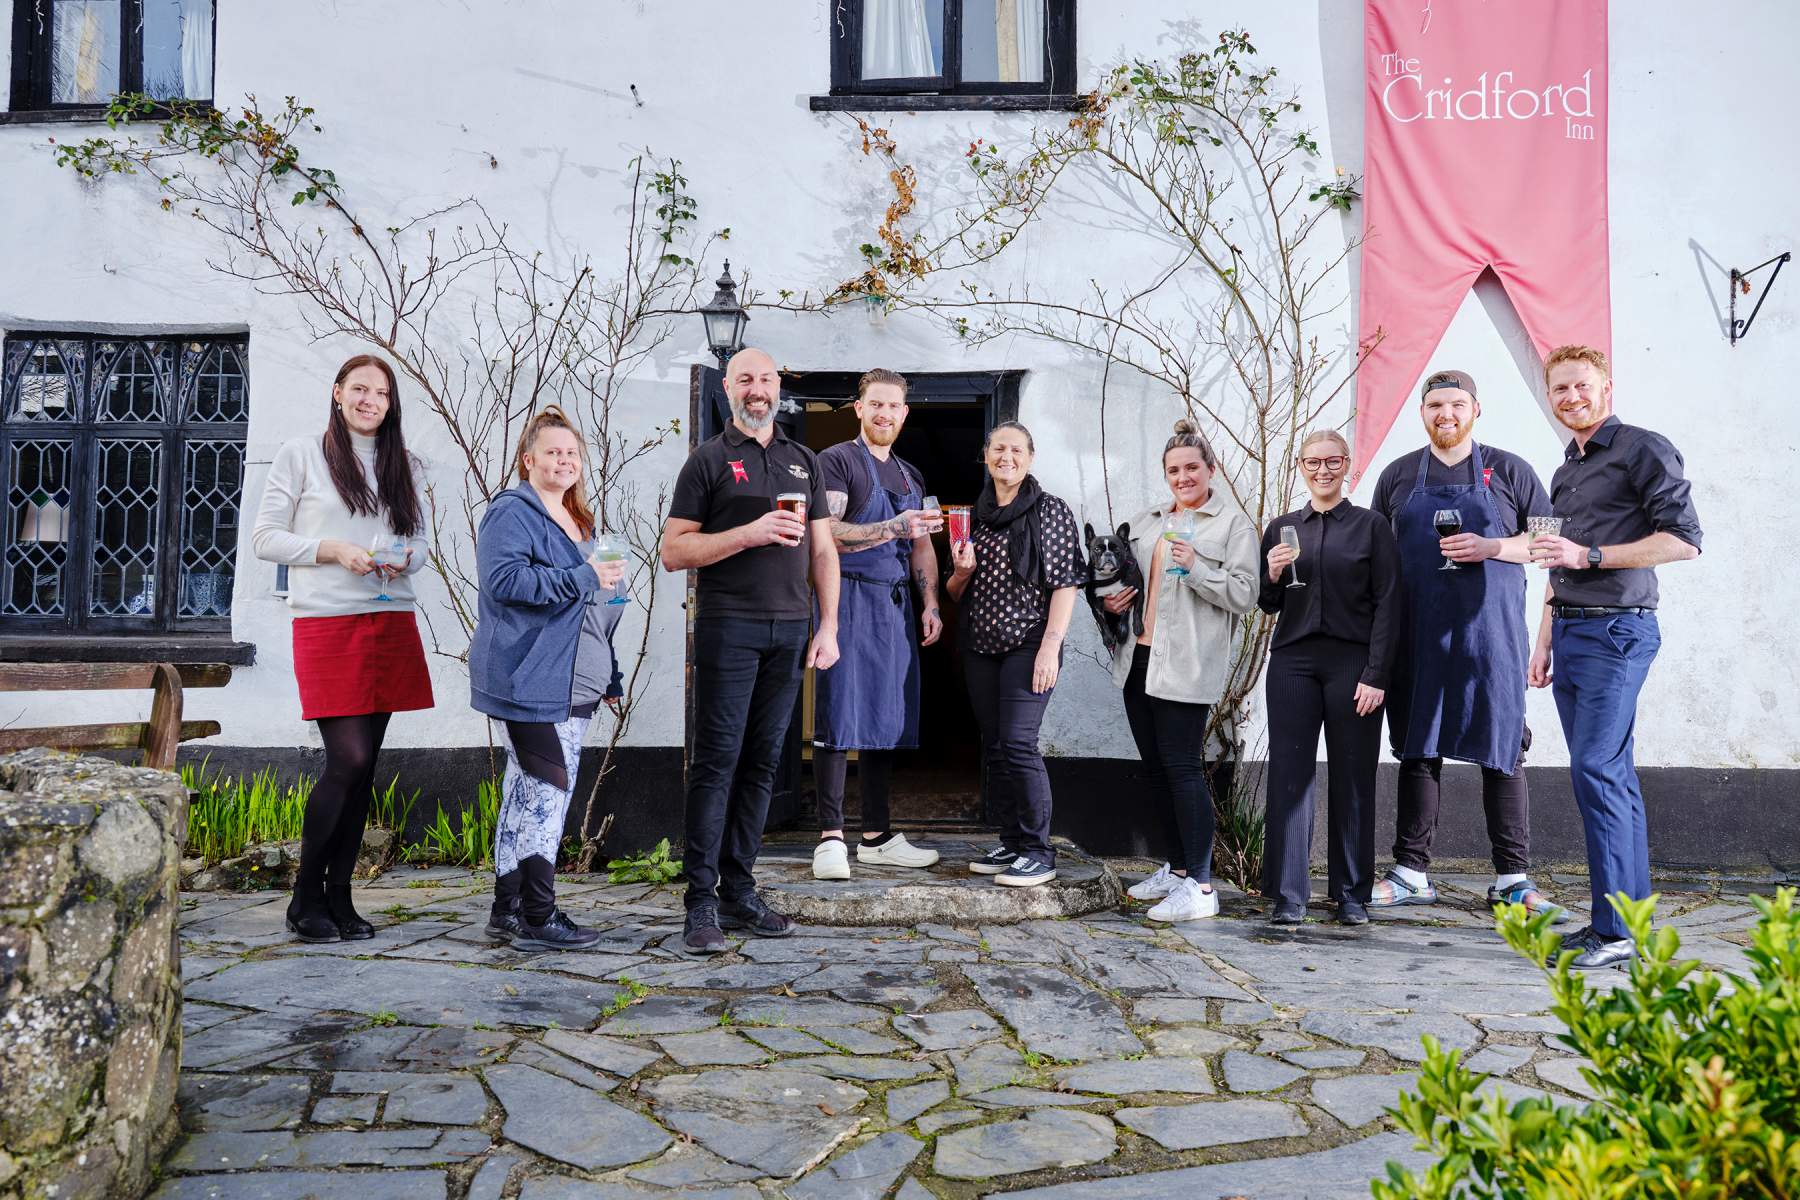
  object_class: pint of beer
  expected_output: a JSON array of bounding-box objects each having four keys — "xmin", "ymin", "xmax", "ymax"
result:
[
  {"xmin": 775, "ymin": 493, "xmax": 807, "ymax": 520},
  {"xmin": 945, "ymin": 505, "xmax": 972, "ymax": 545}
]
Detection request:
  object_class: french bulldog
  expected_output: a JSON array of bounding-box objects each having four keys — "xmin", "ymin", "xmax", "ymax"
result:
[{"xmin": 1084, "ymin": 521, "xmax": 1146, "ymax": 654}]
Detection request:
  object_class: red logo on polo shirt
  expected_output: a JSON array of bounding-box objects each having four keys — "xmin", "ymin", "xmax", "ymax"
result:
[
  {"xmin": 1482, "ymin": 467, "xmax": 1494, "ymax": 486},
  {"xmin": 728, "ymin": 460, "xmax": 748, "ymax": 484}
]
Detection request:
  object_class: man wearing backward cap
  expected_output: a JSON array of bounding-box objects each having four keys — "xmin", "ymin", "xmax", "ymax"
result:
[{"xmin": 1366, "ymin": 369, "xmax": 1568, "ymax": 923}]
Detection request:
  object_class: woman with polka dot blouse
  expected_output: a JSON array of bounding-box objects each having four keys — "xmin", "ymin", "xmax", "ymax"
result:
[{"xmin": 945, "ymin": 422, "xmax": 1087, "ymax": 887}]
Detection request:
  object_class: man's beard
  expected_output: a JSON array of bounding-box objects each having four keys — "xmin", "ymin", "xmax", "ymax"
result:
[
  {"xmin": 733, "ymin": 398, "xmax": 775, "ymax": 431},
  {"xmin": 1556, "ymin": 405, "xmax": 1605, "ymax": 432},
  {"xmin": 1430, "ymin": 421, "xmax": 1472, "ymax": 450},
  {"xmin": 863, "ymin": 422, "xmax": 899, "ymax": 447}
]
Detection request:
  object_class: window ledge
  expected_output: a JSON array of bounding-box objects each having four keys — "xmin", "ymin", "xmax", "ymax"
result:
[
  {"xmin": 0, "ymin": 108, "xmax": 113, "ymax": 127},
  {"xmin": 0, "ymin": 635, "xmax": 256, "ymax": 666},
  {"xmin": 810, "ymin": 93, "xmax": 1084, "ymax": 113}
]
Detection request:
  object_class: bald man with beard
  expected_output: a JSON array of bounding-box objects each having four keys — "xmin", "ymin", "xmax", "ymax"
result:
[{"xmin": 663, "ymin": 348, "xmax": 840, "ymax": 954}]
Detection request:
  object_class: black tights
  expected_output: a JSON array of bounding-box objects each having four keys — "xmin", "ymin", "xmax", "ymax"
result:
[{"xmin": 297, "ymin": 712, "xmax": 392, "ymax": 894}]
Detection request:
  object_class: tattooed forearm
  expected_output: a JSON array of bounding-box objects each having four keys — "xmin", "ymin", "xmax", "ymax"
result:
[{"xmin": 830, "ymin": 506, "xmax": 906, "ymax": 552}]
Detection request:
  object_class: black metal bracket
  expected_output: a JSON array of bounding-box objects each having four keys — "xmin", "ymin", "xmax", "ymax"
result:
[{"xmin": 1729, "ymin": 251, "xmax": 1791, "ymax": 345}]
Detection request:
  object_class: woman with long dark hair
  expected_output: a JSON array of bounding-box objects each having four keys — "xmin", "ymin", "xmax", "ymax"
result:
[
  {"xmin": 468, "ymin": 406, "xmax": 626, "ymax": 951},
  {"xmin": 253, "ymin": 353, "xmax": 433, "ymax": 943},
  {"xmin": 1105, "ymin": 419, "xmax": 1260, "ymax": 921},
  {"xmin": 945, "ymin": 420, "xmax": 1086, "ymax": 887}
]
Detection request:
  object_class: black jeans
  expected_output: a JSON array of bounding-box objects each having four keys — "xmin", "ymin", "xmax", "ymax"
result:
[
  {"xmin": 684, "ymin": 617, "xmax": 809, "ymax": 909},
  {"xmin": 814, "ymin": 748, "xmax": 893, "ymax": 835},
  {"xmin": 1122, "ymin": 645, "xmax": 1215, "ymax": 881},
  {"xmin": 1263, "ymin": 635, "xmax": 1381, "ymax": 908},
  {"xmin": 964, "ymin": 635, "xmax": 1058, "ymax": 865},
  {"xmin": 1394, "ymin": 753, "xmax": 1530, "ymax": 875}
]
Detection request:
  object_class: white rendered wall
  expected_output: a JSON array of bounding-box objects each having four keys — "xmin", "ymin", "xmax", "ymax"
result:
[{"xmin": 1, "ymin": 1, "xmax": 1794, "ymax": 772}]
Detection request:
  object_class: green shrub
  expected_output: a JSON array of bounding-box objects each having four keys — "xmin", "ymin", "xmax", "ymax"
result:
[
  {"xmin": 183, "ymin": 761, "xmax": 418, "ymax": 866},
  {"xmin": 1374, "ymin": 888, "xmax": 1800, "ymax": 1200},
  {"xmin": 607, "ymin": 837, "xmax": 682, "ymax": 886}
]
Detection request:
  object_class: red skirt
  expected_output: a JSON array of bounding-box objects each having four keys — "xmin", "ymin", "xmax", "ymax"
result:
[{"xmin": 293, "ymin": 611, "xmax": 435, "ymax": 720}]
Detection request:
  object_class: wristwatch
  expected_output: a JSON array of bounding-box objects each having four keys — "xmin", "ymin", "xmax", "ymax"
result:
[{"xmin": 1587, "ymin": 545, "xmax": 1603, "ymax": 568}]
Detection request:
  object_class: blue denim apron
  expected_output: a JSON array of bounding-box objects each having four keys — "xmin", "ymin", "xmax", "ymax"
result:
[
  {"xmin": 813, "ymin": 439, "xmax": 921, "ymax": 751},
  {"xmin": 1388, "ymin": 443, "xmax": 1529, "ymax": 772}
]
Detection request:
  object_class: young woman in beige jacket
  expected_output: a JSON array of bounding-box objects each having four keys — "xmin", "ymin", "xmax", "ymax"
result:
[{"xmin": 1104, "ymin": 420, "xmax": 1260, "ymax": 921}]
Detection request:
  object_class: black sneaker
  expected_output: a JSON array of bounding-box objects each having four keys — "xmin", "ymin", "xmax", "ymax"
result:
[
  {"xmin": 485, "ymin": 902, "xmax": 525, "ymax": 944},
  {"xmin": 1338, "ymin": 899, "xmax": 1369, "ymax": 926},
  {"xmin": 511, "ymin": 910, "xmax": 601, "ymax": 952},
  {"xmin": 994, "ymin": 856, "xmax": 1057, "ymax": 888},
  {"xmin": 1268, "ymin": 902, "xmax": 1307, "ymax": 925},
  {"xmin": 1548, "ymin": 925, "xmax": 1636, "ymax": 971},
  {"xmin": 968, "ymin": 845, "xmax": 1020, "ymax": 876},
  {"xmin": 718, "ymin": 892, "xmax": 795, "ymax": 937},
  {"xmin": 683, "ymin": 904, "xmax": 729, "ymax": 955}
]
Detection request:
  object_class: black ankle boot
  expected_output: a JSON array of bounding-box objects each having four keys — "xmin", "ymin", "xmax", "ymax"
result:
[
  {"xmin": 286, "ymin": 884, "xmax": 339, "ymax": 944},
  {"xmin": 486, "ymin": 869, "xmax": 525, "ymax": 942},
  {"xmin": 325, "ymin": 884, "xmax": 375, "ymax": 941}
]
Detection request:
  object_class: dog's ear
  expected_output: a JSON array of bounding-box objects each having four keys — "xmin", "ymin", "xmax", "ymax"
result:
[
  {"xmin": 1084, "ymin": 522, "xmax": 1096, "ymax": 545},
  {"xmin": 1116, "ymin": 522, "xmax": 1131, "ymax": 543}
]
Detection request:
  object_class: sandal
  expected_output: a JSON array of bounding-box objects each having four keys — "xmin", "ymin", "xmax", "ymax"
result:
[{"xmin": 1368, "ymin": 869, "xmax": 1437, "ymax": 908}]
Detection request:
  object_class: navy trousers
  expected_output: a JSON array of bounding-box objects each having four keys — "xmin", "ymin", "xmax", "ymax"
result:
[{"xmin": 1551, "ymin": 611, "xmax": 1660, "ymax": 940}]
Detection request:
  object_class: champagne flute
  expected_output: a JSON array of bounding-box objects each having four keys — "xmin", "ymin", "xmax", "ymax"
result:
[
  {"xmin": 591, "ymin": 533, "xmax": 630, "ymax": 606},
  {"xmin": 1279, "ymin": 524, "xmax": 1304, "ymax": 589},
  {"xmin": 368, "ymin": 535, "xmax": 407, "ymax": 602},
  {"xmin": 1434, "ymin": 509, "xmax": 1463, "ymax": 571},
  {"xmin": 1164, "ymin": 509, "xmax": 1197, "ymax": 576}
]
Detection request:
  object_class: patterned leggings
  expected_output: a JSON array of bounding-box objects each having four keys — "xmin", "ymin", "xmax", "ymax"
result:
[{"xmin": 494, "ymin": 713, "xmax": 590, "ymax": 877}]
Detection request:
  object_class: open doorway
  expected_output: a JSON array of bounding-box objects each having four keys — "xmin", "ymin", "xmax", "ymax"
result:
[{"xmin": 788, "ymin": 370, "xmax": 1018, "ymax": 833}]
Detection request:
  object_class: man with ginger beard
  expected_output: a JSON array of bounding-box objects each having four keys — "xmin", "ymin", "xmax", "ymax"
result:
[
  {"xmin": 1367, "ymin": 369, "xmax": 1566, "ymax": 923},
  {"xmin": 663, "ymin": 347, "xmax": 840, "ymax": 954},
  {"xmin": 809, "ymin": 369, "xmax": 945, "ymax": 881}
]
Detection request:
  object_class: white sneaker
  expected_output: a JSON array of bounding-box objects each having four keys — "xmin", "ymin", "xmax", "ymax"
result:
[
  {"xmin": 1146, "ymin": 877, "xmax": 1219, "ymax": 923},
  {"xmin": 856, "ymin": 833, "xmax": 940, "ymax": 869},
  {"xmin": 812, "ymin": 839, "xmax": 850, "ymax": 881},
  {"xmin": 1127, "ymin": 863, "xmax": 1178, "ymax": 901}
]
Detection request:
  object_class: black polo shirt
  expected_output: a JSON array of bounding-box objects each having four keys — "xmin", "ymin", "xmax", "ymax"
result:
[
  {"xmin": 1549, "ymin": 416, "xmax": 1702, "ymax": 609},
  {"xmin": 669, "ymin": 423, "xmax": 830, "ymax": 621}
]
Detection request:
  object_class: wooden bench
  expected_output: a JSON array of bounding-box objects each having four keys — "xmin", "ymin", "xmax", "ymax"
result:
[{"xmin": 0, "ymin": 662, "xmax": 231, "ymax": 769}]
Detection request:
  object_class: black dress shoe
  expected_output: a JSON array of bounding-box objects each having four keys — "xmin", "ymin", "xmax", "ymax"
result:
[
  {"xmin": 286, "ymin": 888, "xmax": 340, "ymax": 944},
  {"xmin": 1269, "ymin": 902, "xmax": 1307, "ymax": 925},
  {"xmin": 1338, "ymin": 899, "xmax": 1370, "ymax": 926},
  {"xmin": 1549, "ymin": 925, "xmax": 1636, "ymax": 970},
  {"xmin": 511, "ymin": 909, "xmax": 601, "ymax": 952},
  {"xmin": 682, "ymin": 904, "xmax": 729, "ymax": 955},
  {"xmin": 719, "ymin": 892, "xmax": 795, "ymax": 937},
  {"xmin": 325, "ymin": 884, "xmax": 375, "ymax": 940}
]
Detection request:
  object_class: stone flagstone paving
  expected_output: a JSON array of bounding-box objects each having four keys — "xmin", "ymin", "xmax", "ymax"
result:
[{"xmin": 158, "ymin": 846, "xmax": 1762, "ymax": 1198}]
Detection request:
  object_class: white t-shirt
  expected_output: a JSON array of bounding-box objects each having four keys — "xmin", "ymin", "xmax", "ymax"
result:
[{"xmin": 251, "ymin": 432, "xmax": 428, "ymax": 617}]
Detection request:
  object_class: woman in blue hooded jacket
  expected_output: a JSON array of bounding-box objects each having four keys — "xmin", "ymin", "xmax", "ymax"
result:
[{"xmin": 470, "ymin": 406, "xmax": 626, "ymax": 951}]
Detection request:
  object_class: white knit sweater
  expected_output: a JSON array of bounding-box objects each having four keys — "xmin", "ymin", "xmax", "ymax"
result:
[{"xmin": 252, "ymin": 432, "xmax": 429, "ymax": 617}]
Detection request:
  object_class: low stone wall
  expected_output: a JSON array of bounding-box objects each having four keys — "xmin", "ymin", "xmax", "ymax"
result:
[{"xmin": 0, "ymin": 749, "xmax": 187, "ymax": 1200}]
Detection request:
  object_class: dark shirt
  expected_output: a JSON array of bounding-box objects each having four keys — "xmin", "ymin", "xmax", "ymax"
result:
[
  {"xmin": 963, "ymin": 493, "xmax": 1087, "ymax": 655},
  {"xmin": 1369, "ymin": 443, "xmax": 1552, "ymax": 536},
  {"xmin": 1549, "ymin": 416, "xmax": 1702, "ymax": 609},
  {"xmin": 668, "ymin": 423, "xmax": 830, "ymax": 621},
  {"xmin": 1257, "ymin": 500, "xmax": 1403, "ymax": 688},
  {"xmin": 820, "ymin": 437, "xmax": 923, "ymax": 520}
]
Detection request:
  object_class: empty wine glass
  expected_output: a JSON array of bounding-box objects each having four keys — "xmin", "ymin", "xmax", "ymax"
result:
[
  {"xmin": 1433, "ymin": 509, "xmax": 1463, "ymax": 571},
  {"xmin": 1279, "ymin": 524, "xmax": 1304, "ymax": 589},
  {"xmin": 591, "ymin": 534, "xmax": 630, "ymax": 606},
  {"xmin": 369, "ymin": 535, "xmax": 408, "ymax": 601}
]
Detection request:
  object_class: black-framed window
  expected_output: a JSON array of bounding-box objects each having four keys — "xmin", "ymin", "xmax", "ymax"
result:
[
  {"xmin": 821, "ymin": 0, "xmax": 1076, "ymax": 108},
  {"xmin": 0, "ymin": 333, "xmax": 246, "ymax": 637},
  {"xmin": 7, "ymin": 0, "xmax": 215, "ymax": 114}
]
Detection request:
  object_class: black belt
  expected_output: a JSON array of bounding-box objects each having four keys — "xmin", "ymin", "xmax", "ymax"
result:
[{"xmin": 1552, "ymin": 605, "xmax": 1653, "ymax": 619}]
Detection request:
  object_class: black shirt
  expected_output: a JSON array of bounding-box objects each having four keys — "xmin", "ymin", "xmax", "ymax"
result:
[
  {"xmin": 963, "ymin": 493, "xmax": 1087, "ymax": 655},
  {"xmin": 819, "ymin": 437, "xmax": 922, "ymax": 519},
  {"xmin": 1369, "ymin": 444, "xmax": 1552, "ymax": 536},
  {"xmin": 668, "ymin": 423, "xmax": 831, "ymax": 620},
  {"xmin": 1549, "ymin": 417, "xmax": 1702, "ymax": 609},
  {"xmin": 1258, "ymin": 500, "xmax": 1403, "ymax": 688}
]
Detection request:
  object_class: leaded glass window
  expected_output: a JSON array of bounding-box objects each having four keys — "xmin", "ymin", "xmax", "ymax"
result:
[
  {"xmin": 0, "ymin": 333, "xmax": 247, "ymax": 636},
  {"xmin": 10, "ymin": 0, "xmax": 216, "ymax": 113}
]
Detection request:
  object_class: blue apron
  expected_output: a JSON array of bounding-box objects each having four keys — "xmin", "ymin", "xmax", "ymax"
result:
[
  {"xmin": 813, "ymin": 439, "xmax": 921, "ymax": 751},
  {"xmin": 1388, "ymin": 443, "xmax": 1529, "ymax": 773}
]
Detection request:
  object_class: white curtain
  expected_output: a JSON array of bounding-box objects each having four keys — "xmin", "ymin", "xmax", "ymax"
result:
[
  {"xmin": 862, "ymin": 0, "xmax": 936, "ymax": 79},
  {"xmin": 180, "ymin": 0, "xmax": 214, "ymax": 100},
  {"xmin": 1005, "ymin": 0, "xmax": 1046, "ymax": 84},
  {"xmin": 52, "ymin": 0, "xmax": 120, "ymax": 104}
]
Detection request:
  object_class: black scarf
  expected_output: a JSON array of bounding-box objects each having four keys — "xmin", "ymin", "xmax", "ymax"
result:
[{"xmin": 976, "ymin": 474, "xmax": 1047, "ymax": 590}]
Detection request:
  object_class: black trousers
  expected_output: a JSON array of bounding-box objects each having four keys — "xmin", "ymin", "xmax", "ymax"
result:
[
  {"xmin": 1263, "ymin": 635, "xmax": 1381, "ymax": 908},
  {"xmin": 964, "ymin": 635, "xmax": 1058, "ymax": 865},
  {"xmin": 814, "ymin": 748, "xmax": 893, "ymax": 835},
  {"xmin": 1393, "ymin": 754, "xmax": 1530, "ymax": 875},
  {"xmin": 683, "ymin": 617, "xmax": 809, "ymax": 909},
  {"xmin": 1122, "ymin": 644, "xmax": 1215, "ymax": 881}
]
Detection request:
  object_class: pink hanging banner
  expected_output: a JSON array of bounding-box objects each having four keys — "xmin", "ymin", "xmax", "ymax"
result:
[{"xmin": 1353, "ymin": 0, "xmax": 1610, "ymax": 483}]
